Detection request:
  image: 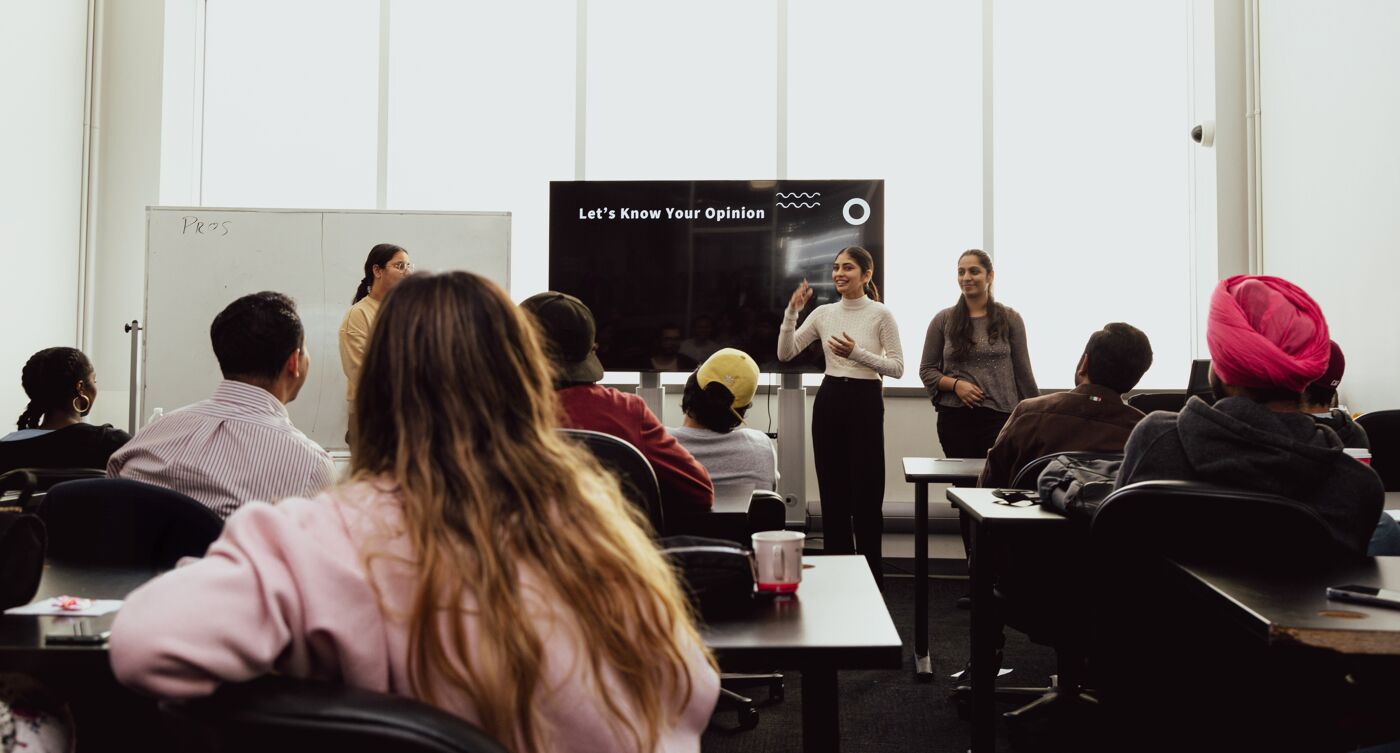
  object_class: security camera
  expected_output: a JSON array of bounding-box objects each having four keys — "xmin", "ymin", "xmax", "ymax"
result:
[{"xmin": 1191, "ymin": 121, "xmax": 1216, "ymax": 147}]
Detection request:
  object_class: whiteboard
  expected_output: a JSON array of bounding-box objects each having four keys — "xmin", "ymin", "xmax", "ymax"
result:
[{"xmin": 143, "ymin": 207, "xmax": 511, "ymax": 449}]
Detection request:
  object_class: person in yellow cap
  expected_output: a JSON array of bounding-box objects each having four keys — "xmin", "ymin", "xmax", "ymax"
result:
[{"xmin": 671, "ymin": 348, "xmax": 778, "ymax": 492}]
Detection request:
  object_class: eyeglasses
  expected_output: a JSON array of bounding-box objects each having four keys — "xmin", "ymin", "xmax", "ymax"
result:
[{"xmin": 390, "ymin": 261, "xmax": 414, "ymax": 272}]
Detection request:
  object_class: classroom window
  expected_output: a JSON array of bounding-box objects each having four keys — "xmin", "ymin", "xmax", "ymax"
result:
[
  {"xmin": 584, "ymin": 0, "xmax": 777, "ymax": 181},
  {"xmin": 385, "ymin": 0, "xmax": 576, "ymax": 299},
  {"xmin": 201, "ymin": 0, "xmax": 379, "ymax": 209},
  {"xmin": 787, "ymin": 0, "xmax": 984, "ymax": 389},
  {"xmin": 991, "ymin": 0, "xmax": 1192, "ymax": 390}
]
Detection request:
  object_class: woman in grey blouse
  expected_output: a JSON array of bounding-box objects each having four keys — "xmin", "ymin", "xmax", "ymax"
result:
[{"xmin": 919, "ymin": 249, "xmax": 1038, "ymax": 459}]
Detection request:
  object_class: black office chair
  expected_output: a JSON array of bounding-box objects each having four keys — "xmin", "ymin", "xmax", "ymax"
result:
[
  {"xmin": 748, "ymin": 489, "xmax": 786, "ymax": 534},
  {"xmin": 160, "ymin": 675, "xmax": 510, "ymax": 753},
  {"xmin": 954, "ymin": 452, "xmax": 1123, "ymax": 726},
  {"xmin": 1125, "ymin": 392, "xmax": 1187, "ymax": 414},
  {"xmin": 1357, "ymin": 409, "xmax": 1400, "ymax": 491},
  {"xmin": 1009, "ymin": 451, "xmax": 1125, "ymax": 490},
  {"xmin": 0, "ymin": 467, "xmax": 105, "ymax": 512},
  {"xmin": 38, "ymin": 478, "xmax": 224, "ymax": 569},
  {"xmin": 1086, "ymin": 480, "xmax": 1357, "ymax": 748},
  {"xmin": 559, "ymin": 428, "xmax": 665, "ymax": 534}
]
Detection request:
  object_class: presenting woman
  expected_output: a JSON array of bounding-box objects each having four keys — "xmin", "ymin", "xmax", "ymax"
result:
[
  {"xmin": 777, "ymin": 247, "xmax": 903, "ymax": 585},
  {"xmin": 919, "ymin": 249, "xmax": 1038, "ymax": 460},
  {"xmin": 0, "ymin": 347, "xmax": 129, "ymax": 474},
  {"xmin": 339, "ymin": 243, "xmax": 410, "ymax": 441},
  {"xmin": 110, "ymin": 271, "xmax": 718, "ymax": 753}
]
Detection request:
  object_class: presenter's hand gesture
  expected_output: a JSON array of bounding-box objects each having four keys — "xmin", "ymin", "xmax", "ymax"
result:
[
  {"xmin": 788, "ymin": 280, "xmax": 814, "ymax": 312},
  {"xmin": 955, "ymin": 379, "xmax": 985, "ymax": 408},
  {"xmin": 827, "ymin": 332, "xmax": 856, "ymax": 359}
]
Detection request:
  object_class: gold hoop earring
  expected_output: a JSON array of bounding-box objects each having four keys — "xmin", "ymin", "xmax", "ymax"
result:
[{"xmin": 73, "ymin": 394, "xmax": 91, "ymax": 415}]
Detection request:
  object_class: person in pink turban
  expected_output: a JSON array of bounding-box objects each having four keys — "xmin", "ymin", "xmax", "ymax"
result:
[{"xmin": 1115, "ymin": 274, "xmax": 1383, "ymax": 557}]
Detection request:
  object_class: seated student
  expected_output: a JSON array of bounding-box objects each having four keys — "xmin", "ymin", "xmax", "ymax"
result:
[
  {"xmin": 1117, "ymin": 275, "xmax": 1383, "ymax": 556},
  {"xmin": 670, "ymin": 348, "xmax": 779, "ymax": 491},
  {"xmin": 107, "ymin": 292, "xmax": 333, "ymax": 519},
  {"xmin": 1303, "ymin": 341, "xmax": 1400, "ymax": 555},
  {"xmin": 520, "ymin": 292, "xmax": 714, "ymax": 516},
  {"xmin": 1303, "ymin": 341, "xmax": 1368, "ymax": 448},
  {"xmin": 978, "ymin": 323, "xmax": 1153, "ymax": 489},
  {"xmin": 0, "ymin": 347, "xmax": 129, "ymax": 474},
  {"xmin": 109, "ymin": 272, "xmax": 719, "ymax": 753}
]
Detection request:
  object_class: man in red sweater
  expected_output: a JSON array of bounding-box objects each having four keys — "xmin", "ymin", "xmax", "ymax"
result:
[{"xmin": 521, "ymin": 292, "xmax": 714, "ymax": 520}]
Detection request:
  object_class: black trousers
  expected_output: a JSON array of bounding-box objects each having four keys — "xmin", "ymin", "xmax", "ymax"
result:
[
  {"xmin": 812, "ymin": 376, "xmax": 886, "ymax": 585},
  {"xmin": 934, "ymin": 404, "xmax": 1010, "ymax": 460},
  {"xmin": 936, "ymin": 405, "xmax": 1012, "ymax": 557}
]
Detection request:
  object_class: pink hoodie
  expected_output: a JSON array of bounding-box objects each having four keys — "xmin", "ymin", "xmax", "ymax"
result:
[{"xmin": 108, "ymin": 479, "xmax": 719, "ymax": 753}]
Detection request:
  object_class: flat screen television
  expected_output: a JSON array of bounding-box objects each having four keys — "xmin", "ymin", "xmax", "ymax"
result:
[{"xmin": 549, "ymin": 180, "xmax": 884, "ymax": 374}]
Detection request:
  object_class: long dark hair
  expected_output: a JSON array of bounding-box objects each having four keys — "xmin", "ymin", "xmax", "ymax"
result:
[
  {"xmin": 18, "ymin": 347, "xmax": 93, "ymax": 429},
  {"xmin": 352, "ymin": 244, "xmax": 407, "ymax": 304},
  {"xmin": 947, "ymin": 249, "xmax": 1009, "ymax": 360},
  {"xmin": 837, "ymin": 246, "xmax": 880, "ymax": 302}
]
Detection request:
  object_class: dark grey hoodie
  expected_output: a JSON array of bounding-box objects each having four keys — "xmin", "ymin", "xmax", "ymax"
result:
[{"xmin": 1116, "ymin": 396, "xmax": 1384, "ymax": 555}]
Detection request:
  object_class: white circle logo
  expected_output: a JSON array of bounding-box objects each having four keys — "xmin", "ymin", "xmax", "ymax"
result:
[{"xmin": 843, "ymin": 198, "xmax": 870, "ymax": 226}]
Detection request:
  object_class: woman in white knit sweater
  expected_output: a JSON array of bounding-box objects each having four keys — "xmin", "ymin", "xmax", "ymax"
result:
[{"xmin": 776, "ymin": 247, "xmax": 903, "ymax": 586}]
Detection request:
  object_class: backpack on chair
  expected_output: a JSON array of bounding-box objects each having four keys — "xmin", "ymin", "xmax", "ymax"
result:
[
  {"xmin": 1038, "ymin": 455, "xmax": 1123, "ymax": 522},
  {"xmin": 0, "ymin": 510, "xmax": 46, "ymax": 610}
]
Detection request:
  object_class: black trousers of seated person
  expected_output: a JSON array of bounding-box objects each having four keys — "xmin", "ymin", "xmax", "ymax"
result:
[{"xmin": 812, "ymin": 376, "xmax": 885, "ymax": 587}]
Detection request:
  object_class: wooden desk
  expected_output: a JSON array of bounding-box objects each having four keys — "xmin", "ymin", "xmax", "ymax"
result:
[
  {"xmin": 1174, "ymin": 556, "xmax": 1400, "ymax": 655},
  {"xmin": 901, "ymin": 457, "xmax": 986, "ymax": 678},
  {"xmin": 703, "ymin": 555, "xmax": 902, "ymax": 753},
  {"xmin": 946, "ymin": 487, "xmax": 1069, "ymax": 753}
]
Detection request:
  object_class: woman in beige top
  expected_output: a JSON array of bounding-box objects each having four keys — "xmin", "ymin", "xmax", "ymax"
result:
[{"xmin": 339, "ymin": 243, "xmax": 411, "ymax": 439}]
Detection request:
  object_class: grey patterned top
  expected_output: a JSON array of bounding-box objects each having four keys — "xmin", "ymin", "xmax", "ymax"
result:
[{"xmin": 919, "ymin": 305, "xmax": 1039, "ymax": 414}]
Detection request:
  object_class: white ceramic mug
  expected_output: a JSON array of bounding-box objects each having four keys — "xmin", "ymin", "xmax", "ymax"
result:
[
  {"xmin": 1344, "ymin": 447, "xmax": 1373, "ymax": 465},
  {"xmin": 752, "ymin": 530, "xmax": 805, "ymax": 593}
]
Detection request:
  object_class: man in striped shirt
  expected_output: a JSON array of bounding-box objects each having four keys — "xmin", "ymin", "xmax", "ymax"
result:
[{"xmin": 108, "ymin": 292, "xmax": 335, "ymax": 519}]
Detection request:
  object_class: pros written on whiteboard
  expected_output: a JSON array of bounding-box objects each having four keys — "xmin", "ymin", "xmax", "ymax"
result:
[{"xmin": 143, "ymin": 207, "xmax": 511, "ymax": 451}]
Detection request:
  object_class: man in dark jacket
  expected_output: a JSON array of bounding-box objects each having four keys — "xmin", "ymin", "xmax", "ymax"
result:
[
  {"xmin": 979, "ymin": 323, "xmax": 1153, "ymax": 489},
  {"xmin": 1116, "ymin": 276, "xmax": 1383, "ymax": 556}
]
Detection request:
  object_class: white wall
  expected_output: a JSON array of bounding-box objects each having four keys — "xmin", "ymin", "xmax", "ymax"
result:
[
  {"xmin": 1259, "ymin": 0, "xmax": 1400, "ymax": 413},
  {"xmin": 0, "ymin": 1, "xmax": 89, "ymax": 428}
]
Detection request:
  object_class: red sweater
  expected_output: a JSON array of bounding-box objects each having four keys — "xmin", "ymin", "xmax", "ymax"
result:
[{"xmin": 557, "ymin": 385, "xmax": 714, "ymax": 514}]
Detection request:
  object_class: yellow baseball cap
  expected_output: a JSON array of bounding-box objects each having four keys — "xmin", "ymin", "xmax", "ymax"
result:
[{"xmin": 697, "ymin": 348, "xmax": 760, "ymax": 422}]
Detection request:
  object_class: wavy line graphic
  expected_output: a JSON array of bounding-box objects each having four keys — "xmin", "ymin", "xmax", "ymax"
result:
[
  {"xmin": 774, "ymin": 192, "xmax": 821, "ymax": 199},
  {"xmin": 775, "ymin": 201, "xmax": 821, "ymax": 209}
]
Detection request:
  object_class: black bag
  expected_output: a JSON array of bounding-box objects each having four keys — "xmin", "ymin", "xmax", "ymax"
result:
[
  {"xmin": 659, "ymin": 535, "xmax": 755, "ymax": 617},
  {"xmin": 0, "ymin": 511, "xmax": 47, "ymax": 610},
  {"xmin": 1037, "ymin": 455, "xmax": 1123, "ymax": 522}
]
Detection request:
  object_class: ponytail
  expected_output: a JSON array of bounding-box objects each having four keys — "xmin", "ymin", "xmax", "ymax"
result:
[
  {"xmin": 864, "ymin": 280, "xmax": 881, "ymax": 303},
  {"xmin": 352, "ymin": 275, "xmax": 373, "ymax": 304},
  {"xmin": 17, "ymin": 402, "xmax": 40, "ymax": 430}
]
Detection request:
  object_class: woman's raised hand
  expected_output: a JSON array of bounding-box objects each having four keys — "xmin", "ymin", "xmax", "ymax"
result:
[{"xmin": 788, "ymin": 280, "xmax": 814, "ymax": 312}]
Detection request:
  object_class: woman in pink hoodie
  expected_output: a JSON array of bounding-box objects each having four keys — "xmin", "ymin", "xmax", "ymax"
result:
[{"xmin": 110, "ymin": 271, "xmax": 719, "ymax": 753}]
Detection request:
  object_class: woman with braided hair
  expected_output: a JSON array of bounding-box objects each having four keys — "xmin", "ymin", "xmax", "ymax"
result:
[
  {"xmin": 0, "ymin": 347, "xmax": 129, "ymax": 473},
  {"xmin": 338, "ymin": 243, "xmax": 410, "ymax": 442}
]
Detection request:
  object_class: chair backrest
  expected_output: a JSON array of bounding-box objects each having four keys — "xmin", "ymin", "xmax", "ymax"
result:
[
  {"xmin": 1010, "ymin": 451, "xmax": 1125, "ymax": 490},
  {"xmin": 748, "ymin": 489, "xmax": 786, "ymax": 534},
  {"xmin": 1126, "ymin": 392, "xmax": 1188, "ymax": 414},
  {"xmin": 160, "ymin": 676, "xmax": 510, "ymax": 753},
  {"xmin": 1090, "ymin": 479, "xmax": 1353, "ymax": 566},
  {"xmin": 1356, "ymin": 409, "xmax": 1400, "ymax": 491},
  {"xmin": 0, "ymin": 467, "xmax": 106, "ymax": 512},
  {"xmin": 39, "ymin": 478, "xmax": 224, "ymax": 569},
  {"xmin": 559, "ymin": 428, "xmax": 665, "ymax": 535}
]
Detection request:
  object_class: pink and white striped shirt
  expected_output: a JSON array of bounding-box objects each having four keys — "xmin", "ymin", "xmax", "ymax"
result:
[{"xmin": 107, "ymin": 380, "xmax": 335, "ymax": 519}]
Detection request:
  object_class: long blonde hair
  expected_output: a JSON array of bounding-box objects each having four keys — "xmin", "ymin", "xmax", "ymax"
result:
[{"xmin": 350, "ymin": 271, "xmax": 710, "ymax": 753}]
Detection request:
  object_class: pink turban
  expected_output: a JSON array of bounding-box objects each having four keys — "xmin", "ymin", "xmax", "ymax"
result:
[{"xmin": 1206, "ymin": 275, "xmax": 1330, "ymax": 393}]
